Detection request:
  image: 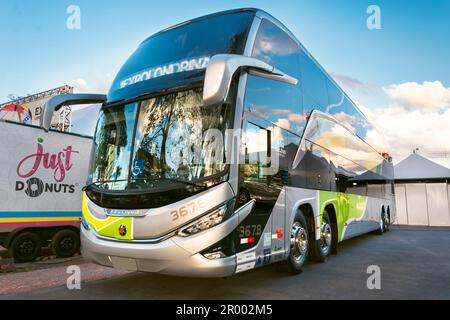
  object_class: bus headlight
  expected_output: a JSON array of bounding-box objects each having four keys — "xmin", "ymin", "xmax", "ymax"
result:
[{"xmin": 179, "ymin": 200, "xmax": 235, "ymax": 236}]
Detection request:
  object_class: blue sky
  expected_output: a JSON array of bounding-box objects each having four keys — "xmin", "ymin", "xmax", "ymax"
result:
[
  {"xmin": 1, "ymin": 0, "xmax": 450, "ymax": 161},
  {"xmin": 1, "ymin": 0, "xmax": 449, "ymax": 101}
]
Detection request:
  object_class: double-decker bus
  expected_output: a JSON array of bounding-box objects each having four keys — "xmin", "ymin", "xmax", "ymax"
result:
[{"xmin": 50, "ymin": 8, "xmax": 395, "ymax": 277}]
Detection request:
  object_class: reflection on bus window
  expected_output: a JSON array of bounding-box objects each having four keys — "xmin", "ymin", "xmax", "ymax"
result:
[
  {"xmin": 132, "ymin": 88, "xmax": 230, "ymax": 186},
  {"xmin": 245, "ymin": 76, "xmax": 304, "ymax": 135},
  {"xmin": 91, "ymin": 103, "xmax": 138, "ymax": 190}
]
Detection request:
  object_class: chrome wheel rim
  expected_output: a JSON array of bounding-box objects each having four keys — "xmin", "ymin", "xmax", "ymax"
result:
[
  {"xmin": 320, "ymin": 222, "xmax": 332, "ymax": 254},
  {"xmin": 290, "ymin": 222, "xmax": 308, "ymax": 263}
]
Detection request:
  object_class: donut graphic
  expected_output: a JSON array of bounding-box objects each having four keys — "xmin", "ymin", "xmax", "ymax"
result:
[{"xmin": 24, "ymin": 177, "xmax": 44, "ymax": 198}]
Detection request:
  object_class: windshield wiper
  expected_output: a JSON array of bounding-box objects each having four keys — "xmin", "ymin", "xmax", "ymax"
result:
[{"xmin": 82, "ymin": 181, "xmax": 121, "ymax": 192}]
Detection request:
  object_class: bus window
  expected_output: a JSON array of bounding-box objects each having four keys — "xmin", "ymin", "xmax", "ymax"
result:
[
  {"xmin": 242, "ymin": 122, "xmax": 270, "ymax": 178},
  {"xmin": 91, "ymin": 103, "xmax": 138, "ymax": 190},
  {"xmin": 240, "ymin": 120, "xmax": 285, "ymax": 204},
  {"xmin": 288, "ymin": 133, "xmax": 306, "ymax": 189},
  {"xmin": 325, "ymin": 78, "xmax": 348, "ymax": 120},
  {"xmin": 278, "ymin": 128, "xmax": 292, "ymax": 186},
  {"xmin": 299, "ymin": 49, "xmax": 329, "ymax": 114},
  {"xmin": 108, "ymin": 12, "xmax": 255, "ymax": 103},
  {"xmin": 252, "ymin": 19, "xmax": 301, "ymax": 80},
  {"xmin": 245, "ymin": 76, "xmax": 303, "ymax": 135},
  {"xmin": 347, "ymin": 164, "xmax": 369, "ymax": 197},
  {"xmin": 330, "ymin": 152, "xmax": 366, "ymax": 196},
  {"xmin": 303, "ymin": 140, "xmax": 332, "ymax": 191},
  {"xmin": 249, "ymin": 18, "xmax": 304, "ymax": 135}
]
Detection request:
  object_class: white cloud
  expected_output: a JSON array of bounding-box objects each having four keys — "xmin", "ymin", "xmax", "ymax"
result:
[
  {"xmin": 69, "ymin": 73, "xmax": 114, "ymax": 95},
  {"xmin": 333, "ymin": 76, "xmax": 450, "ymax": 161},
  {"xmin": 244, "ymin": 129, "xmax": 268, "ymax": 154},
  {"xmin": 274, "ymin": 118, "xmax": 292, "ymax": 131},
  {"xmin": 288, "ymin": 113, "xmax": 305, "ymax": 123},
  {"xmin": 69, "ymin": 78, "xmax": 88, "ymax": 92},
  {"xmin": 68, "ymin": 74, "xmax": 113, "ymax": 115},
  {"xmin": 359, "ymin": 104, "xmax": 450, "ymax": 160},
  {"xmin": 331, "ymin": 73, "xmax": 379, "ymax": 94},
  {"xmin": 383, "ymin": 81, "xmax": 450, "ymax": 112}
]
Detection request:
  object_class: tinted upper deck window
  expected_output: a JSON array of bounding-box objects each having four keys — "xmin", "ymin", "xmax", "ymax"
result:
[
  {"xmin": 251, "ymin": 19, "xmax": 300, "ymax": 79},
  {"xmin": 249, "ymin": 19, "xmax": 303, "ymax": 135},
  {"xmin": 108, "ymin": 12, "xmax": 255, "ymax": 103}
]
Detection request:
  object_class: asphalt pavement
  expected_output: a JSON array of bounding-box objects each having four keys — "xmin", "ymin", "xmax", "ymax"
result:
[{"xmin": 1, "ymin": 226, "xmax": 449, "ymax": 300}]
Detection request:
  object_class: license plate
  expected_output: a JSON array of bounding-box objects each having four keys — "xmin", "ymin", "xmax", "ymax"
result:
[{"xmin": 110, "ymin": 256, "xmax": 138, "ymax": 271}]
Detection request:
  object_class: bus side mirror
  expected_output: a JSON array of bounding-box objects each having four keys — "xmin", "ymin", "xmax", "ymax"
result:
[
  {"xmin": 203, "ymin": 54, "xmax": 298, "ymax": 106},
  {"xmin": 41, "ymin": 94, "xmax": 107, "ymax": 132}
]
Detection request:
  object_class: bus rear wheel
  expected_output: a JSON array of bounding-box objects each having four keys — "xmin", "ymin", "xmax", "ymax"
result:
[
  {"xmin": 287, "ymin": 211, "xmax": 309, "ymax": 273},
  {"xmin": 385, "ymin": 209, "xmax": 390, "ymax": 232},
  {"xmin": 375, "ymin": 211, "xmax": 386, "ymax": 235},
  {"xmin": 9, "ymin": 232, "xmax": 42, "ymax": 263},
  {"xmin": 310, "ymin": 209, "xmax": 333, "ymax": 262},
  {"xmin": 51, "ymin": 229, "xmax": 80, "ymax": 258}
]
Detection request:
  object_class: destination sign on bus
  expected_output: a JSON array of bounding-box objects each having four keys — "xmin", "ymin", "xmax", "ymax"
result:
[{"xmin": 119, "ymin": 56, "xmax": 210, "ymax": 89}]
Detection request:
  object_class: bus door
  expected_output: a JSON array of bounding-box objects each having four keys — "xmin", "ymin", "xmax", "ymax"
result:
[{"xmin": 238, "ymin": 115, "xmax": 286, "ymax": 261}]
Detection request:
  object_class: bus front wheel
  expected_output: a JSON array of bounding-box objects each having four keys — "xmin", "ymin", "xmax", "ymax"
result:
[
  {"xmin": 287, "ymin": 211, "xmax": 309, "ymax": 273},
  {"xmin": 310, "ymin": 209, "xmax": 332, "ymax": 262}
]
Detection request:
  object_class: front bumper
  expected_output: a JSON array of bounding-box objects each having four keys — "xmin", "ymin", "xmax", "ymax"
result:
[
  {"xmin": 81, "ymin": 201, "xmax": 255, "ymax": 277},
  {"xmin": 81, "ymin": 227, "xmax": 237, "ymax": 277}
]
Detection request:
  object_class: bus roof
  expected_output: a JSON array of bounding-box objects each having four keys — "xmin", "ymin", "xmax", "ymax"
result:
[
  {"xmin": 140, "ymin": 8, "xmax": 260, "ymax": 45},
  {"xmin": 107, "ymin": 8, "xmax": 257, "ymax": 103}
]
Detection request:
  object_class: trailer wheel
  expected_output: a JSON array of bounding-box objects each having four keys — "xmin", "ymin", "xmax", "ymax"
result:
[
  {"xmin": 51, "ymin": 229, "xmax": 80, "ymax": 258},
  {"xmin": 310, "ymin": 209, "xmax": 333, "ymax": 262},
  {"xmin": 287, "ymin": 210, "xmax": 309, "ymax": 273},
  {"xmin": 9, "ymin": 232, "xmax": 42, "ymax": 263}
]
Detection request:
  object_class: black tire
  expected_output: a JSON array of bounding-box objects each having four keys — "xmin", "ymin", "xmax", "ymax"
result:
[
  {"xmin": 385, "ymin": 210, "xmax": 390, "ymax": 232},
  {"xmin": 51, "ymin": 229, "xmax": 80, "ymax": 258},
  {"xmin": 287, "ymin": 210, "xmax": 309, "ymax": 274},
  {"xmin": 237, "ymin": 188, "xmax": 250, "ymax": 205},
  {"xmin": 310, "ymin": 209, "xmax": 333, "ymax": 262},
  {"xmin": 9, "ymin": 232, "xmax": 42, "ymax": 263},
  {"xmin": 375, "ymin": 211, "xmax": 386, "ymax": 235}
]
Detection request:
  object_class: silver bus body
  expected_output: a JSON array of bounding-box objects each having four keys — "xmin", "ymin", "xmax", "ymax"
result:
[{"xmin": 79, "ymin": 9, "xmax": 396, "ymax": 277}]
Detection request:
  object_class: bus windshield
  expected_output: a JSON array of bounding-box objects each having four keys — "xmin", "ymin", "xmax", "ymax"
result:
[
  {"xmin": 107, "ymin": 11, "xmax": 254, "ymax": 103},
  {"xmin": 90, "ymin": 88, "xmax": 232, "ymax": 191}
]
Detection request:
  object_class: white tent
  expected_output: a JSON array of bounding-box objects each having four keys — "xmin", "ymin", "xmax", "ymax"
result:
[{"xmin": 394, "ymin": 153, "xmax": 450, "ymax": 226}]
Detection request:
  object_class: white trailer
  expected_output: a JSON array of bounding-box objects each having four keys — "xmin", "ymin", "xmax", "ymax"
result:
[{"xmin": 0, "ymin": 90, "xmax": 105, "ymax": 262}]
